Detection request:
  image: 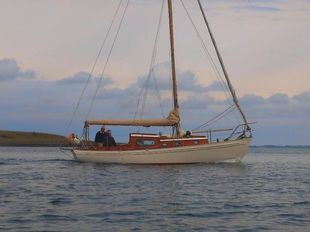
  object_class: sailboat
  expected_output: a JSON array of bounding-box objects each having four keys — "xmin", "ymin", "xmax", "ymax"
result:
[{"xmin": 70, "ymin": 0, "xmax": 252, "ymax": 164}]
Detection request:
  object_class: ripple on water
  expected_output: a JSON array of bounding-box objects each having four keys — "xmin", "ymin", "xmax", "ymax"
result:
[{"xmin": 0, "ymin": 147, "xmax": 310, "ymax": 231}]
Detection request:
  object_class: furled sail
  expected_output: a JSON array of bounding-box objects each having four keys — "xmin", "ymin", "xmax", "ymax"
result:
[{"xmin": 85, "ymin": 109, "xmax": 180, "ymax": 127}]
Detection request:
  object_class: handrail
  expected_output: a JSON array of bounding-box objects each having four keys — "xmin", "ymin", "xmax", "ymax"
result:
[{"xmin": 225, "ymin": 122, "xmax": 255, "ymax": 141}]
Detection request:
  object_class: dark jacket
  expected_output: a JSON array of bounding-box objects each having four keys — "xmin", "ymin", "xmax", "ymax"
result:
[
  {"xmin": 106, "ymin": 136, "xmax": 116, "ymax": 146},
  {"xmin": 95, "ymin": 131, "xmax": 108, "ymax": 143}
]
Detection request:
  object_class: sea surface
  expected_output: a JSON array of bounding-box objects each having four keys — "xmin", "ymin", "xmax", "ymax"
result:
[{"xmin": 0, "ymin": 146, "xmax": 309, "ymax": 231}]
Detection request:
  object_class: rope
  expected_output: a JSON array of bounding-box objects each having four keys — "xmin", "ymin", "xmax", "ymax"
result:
[
  {"xmin": 85, "ymin": 0, "xmax": 130, "ymax": 120},
  {"xmin": 65, "ymin": 0, "xmax": 123, "ymax": 135}
]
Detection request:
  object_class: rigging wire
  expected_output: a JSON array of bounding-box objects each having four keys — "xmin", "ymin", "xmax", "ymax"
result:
[
  {"xmin": 65, "ymin": 0, "xmax": 123, "ymax": 135},
  {"xmin": 179, "ymin": 0, "xmax": 231, "ymax": 100},
  {"xmin": 197, "ymin": 0, "xmax": 248, "ymax": 127},
  {"xmin": 191, "ymin": 104, "xmax": 236, "ymax": 131},
  {"xmin": 180, "ymin": 0, "xmax": 242, "ymax": 126},
  {"xmin": 140, "ymin": 0, "xmax": 166, "ymax": 119},
  {"xmin": 134, "ymin": 0, "xmax": 165, "ymax": 120},
  {"xmin": 85, "ymin": 0, "xmax": 131, "ymax": 121}
]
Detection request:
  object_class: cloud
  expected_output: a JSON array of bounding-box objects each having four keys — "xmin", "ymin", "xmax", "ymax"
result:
[
  {"xmin": 0, "ymin": 58, "xmax": 35, "ymax": 81},
  {"xmin": 55, "ymin": 71, "xmax": 113, "ymax": 86},
  {"xmin": 240, "ymin": 94, "xmax": 265, "ymax": 106},
  {"xmin": 205, "ymin": 0, "xmax": 282, "ymax": 13},
  {"xmin": 135, "ymin": 63, "xmax": 205, "ymax": 93},
  {"xmin": 240, "ymin": 92, "xmax": 310, "ymax": 124},
  {"xmin": 205, "ymin": 81, "xmax": 229, "ymax": 92},
  {"xmin": 1, "ymin": 58, "xmax": 310, "ymax": 145},
  {"xmin": 293, "ymin": 91, "xmax": 310, "ymax": 103},
  {"xmin": 238, "ymin": 5, "xmax": 280, "ymax": 12},
  {"xmin": 181, "ymin": 93, "xmax": 216, "ymax": 110},
  {"xmin": 178, "ymin": 70, "xmax": 206, "ymax": 92},
  {"xmin": 267, "ymin": 93, "xmax": 290, "ymax": 104}
]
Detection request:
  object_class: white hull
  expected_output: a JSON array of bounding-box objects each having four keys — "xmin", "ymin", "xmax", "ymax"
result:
[{"xmin": 72, "ymin": 138, "xmax": 251, "ymax": 164}]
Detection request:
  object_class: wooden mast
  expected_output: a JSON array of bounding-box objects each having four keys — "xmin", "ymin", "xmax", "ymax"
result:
[{"xmin": 167, "ymin": 0, "xmax": 181, "ymax": 137}]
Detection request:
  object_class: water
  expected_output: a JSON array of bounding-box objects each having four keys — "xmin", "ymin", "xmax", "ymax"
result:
[{"xmin": 0, "ymin": 147, "xmax": 309, "ymax": 231}]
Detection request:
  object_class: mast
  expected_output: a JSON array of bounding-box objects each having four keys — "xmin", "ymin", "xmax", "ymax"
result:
[
  {"xmin": 167, "ymin": 0, "xmax": 181, "ymax": 137},
  {"xmin": 197, "ymin": 0, "xmax": 249, "ymax": 127}
]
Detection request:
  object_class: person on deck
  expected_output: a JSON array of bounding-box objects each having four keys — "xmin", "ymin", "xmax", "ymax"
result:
[
  {"xmin": 106, "ymin": 130, "xmax": 116, "ymax": 147},
  {"xmin": 95, "ymin": 126, "xmax": 108, "ymax": 144}
]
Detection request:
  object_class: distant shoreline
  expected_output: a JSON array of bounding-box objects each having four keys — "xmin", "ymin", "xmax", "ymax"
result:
[
  {"xmin": 0, "ymin": 144, "xmax": 67, "ymax": 147},
  {"xmin": 0, "ymin": 130, "xmax": 69, "ymax": 147},
  {"xmin": 251, "ymin": 145, "xmax": 310, "ymax": 149}
]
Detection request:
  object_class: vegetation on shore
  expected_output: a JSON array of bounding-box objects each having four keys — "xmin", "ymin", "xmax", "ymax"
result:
[{"xmin": 0, "ymin": 130, "xmax": 68, "ymax": 147}]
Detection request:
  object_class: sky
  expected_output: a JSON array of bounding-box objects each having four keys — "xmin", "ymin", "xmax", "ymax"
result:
[{"xmin": 0, "ymin": 0, "xmax": 310, "ymax": 145}]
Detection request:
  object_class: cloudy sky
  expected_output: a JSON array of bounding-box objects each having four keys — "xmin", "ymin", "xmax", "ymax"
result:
[{"xmin": 0, "ymin": 0, "xmax": 309, "ymax": 145}]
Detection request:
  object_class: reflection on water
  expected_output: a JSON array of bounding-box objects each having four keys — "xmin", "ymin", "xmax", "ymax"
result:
[{"xmin": 0, "ymin": 147, "xmax": 309, "ymax": 231}]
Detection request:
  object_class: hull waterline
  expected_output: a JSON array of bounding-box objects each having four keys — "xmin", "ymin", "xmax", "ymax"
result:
[{"xmin": 71, "ymin": 138, "xmax": 251, "ymax": 164}]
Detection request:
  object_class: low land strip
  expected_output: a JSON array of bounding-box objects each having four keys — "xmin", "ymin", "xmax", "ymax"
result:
[{"xmin": 0, "ymin": 130, "xmax": 68, "ymax": 146}]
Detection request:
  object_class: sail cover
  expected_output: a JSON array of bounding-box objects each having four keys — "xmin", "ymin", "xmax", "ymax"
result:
[{"xmin": 85, "ymin": 109, "xmax": 180, "ymax": 127}]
